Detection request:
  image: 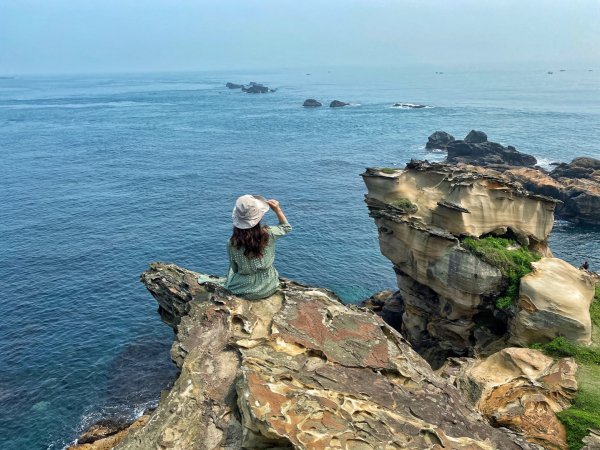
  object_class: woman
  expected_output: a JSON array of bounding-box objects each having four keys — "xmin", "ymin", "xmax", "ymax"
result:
[{"xmin": 213, "ymin": 194, "xmax": 292, "ymax": 300}]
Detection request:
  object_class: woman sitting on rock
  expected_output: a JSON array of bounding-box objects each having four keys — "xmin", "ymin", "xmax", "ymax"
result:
[{"xmin": 199, "ymin": 195, "xmax": 291, "ymax": 299}]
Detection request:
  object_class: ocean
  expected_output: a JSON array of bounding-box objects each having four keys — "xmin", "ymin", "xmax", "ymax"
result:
[{"xmin": 1, "ymin": 68, "xmax": 599, "ymax": 449}]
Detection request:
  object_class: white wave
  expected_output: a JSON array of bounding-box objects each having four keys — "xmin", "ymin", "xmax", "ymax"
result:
[
  {"xmin": 534, "ymin": 157, "xmax": 560, "ymax": 171},
  {"xmin": 390, "ymin": 103, "xmax": 433, "ymax": 109}
]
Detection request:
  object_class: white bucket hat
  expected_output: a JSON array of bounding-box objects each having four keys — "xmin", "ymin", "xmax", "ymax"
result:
[{"xmin": 232, "ymin": 194, "xmax": 270, "ymax": 229}]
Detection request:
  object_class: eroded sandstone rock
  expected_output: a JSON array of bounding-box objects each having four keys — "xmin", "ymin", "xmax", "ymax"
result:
[
  {"xmin": 362, "ymin": 161, "xmax": 594, "ymax": 368},
  {"xmin": 510, "ymin": 257, "xmax": 595, "ymax": 346},
  {"xmin": 113, "ymin": 262, "xmax": 537, "ymax": 450},
  {"xmin": 362, "ymin": 161, "xmax": 560, "ymax": 366},
  {"xmin": 438, "ymin": 348, "xmax": 578, "ymax": 450}
]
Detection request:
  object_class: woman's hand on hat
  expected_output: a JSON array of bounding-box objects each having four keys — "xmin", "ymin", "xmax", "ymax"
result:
[{"xmin": 267, "ymin": 199, "xmax": 281, "ymax": 211}]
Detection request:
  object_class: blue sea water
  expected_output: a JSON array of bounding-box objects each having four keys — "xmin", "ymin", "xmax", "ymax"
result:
[{"xmin": 1, "ymin": 68, "xmax": 599, "ymax": 449}]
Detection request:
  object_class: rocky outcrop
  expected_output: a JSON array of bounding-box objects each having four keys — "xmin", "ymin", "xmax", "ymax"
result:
[
  {"xmin": 446, "ymin": 132, "xmax": 538, "ymax": 167},
  {"xmin": 302, "ymin": 99, "xmax": 322, "ymax": 107},
  {"xmin": 510, "ymin": 257, "xmax": 594, "ymax": 346},
  {"xmin": 438, "ymin": 348, "xmax": 578, "ymax": 450},
  {"xmin": 226, "ymin": 82, "xmax": 244, "ymax": 89},
  {"xmin": 362, "ymin": 161, "xmax": 593, "ymax": 367},
  {"xmin": 504, "ymin": 160, "xmax": 600, "ymax": 225},
  {"xmin": 329, "ymin": 100, "xmax": 349, "ymax": 107},
  {"xmin": 69, "ymin": 416, "xmax": 150, "ymax": 450},
  {"xmin": 113, "ymin": 262, "xmax": 537, "ymax": 450},
  {"xmin": 426, "ymin": 131, "xmax": 455, "ymax": 150}
]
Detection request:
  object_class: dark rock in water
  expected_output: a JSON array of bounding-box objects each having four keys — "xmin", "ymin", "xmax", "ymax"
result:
[
  {"xmin": 551, "ymin": 157, "xmax": 600, "ymax": 180},
  {"xmin": 242, "ymin": 84, "xmax": 270, "ymax": 94},
  {"xmin": 303, "ymin": 98, "xmax": 322, "ymax": 107},
  {"xmin": 426, "ymin": 131, "xmax": 456, "ymax": 150},
  {"xmin": 393, "ymin": 103, "xmax": 427, "ymax": 109},
  {"xmin": 446, "ymin": 133, "xmax": 537, "ymax": 167},
  {"xmin": 225, "ymin": 82, "xmax": 244, "ymax": 89},
  {"xmin": 464, "ymin": 130, "xmax": 488, "ymax": 143},
  {"xmin": 329, "ymin": 100, "xmax": 350, "ymax": 107},
  {"xmin": 77, "ymin": 419, "xmax": 131, "ymax": 444}
]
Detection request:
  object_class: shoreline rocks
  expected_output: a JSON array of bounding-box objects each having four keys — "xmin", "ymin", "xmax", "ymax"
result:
[{"xmin": 109, "ymin": 262, "xmax": 537, "ymax": 450}]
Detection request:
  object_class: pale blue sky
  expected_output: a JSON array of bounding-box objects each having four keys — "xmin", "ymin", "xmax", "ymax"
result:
[{"xmin": 1, "ymin": 0, "xmax": 599, "ymax": 74}]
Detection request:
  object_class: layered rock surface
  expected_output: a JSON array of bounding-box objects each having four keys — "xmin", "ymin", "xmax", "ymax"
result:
[
  {"xmin": 113, "ymin": 262, "xmax": 537, "ymax": 450},
  {"xmin": 362, "ymin": 161, "xmax": 593, "ymax": 367},
  {"xmin": 438, "ymin": 348, "xmax": 578, "ymax": 450}
]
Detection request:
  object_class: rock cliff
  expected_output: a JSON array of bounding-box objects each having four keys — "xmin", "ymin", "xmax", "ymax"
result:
[
  {"xmin": 362, "ymin": 161, "xmax": 594, "ymax": 368},
  {"xmin": 111, "ymin": 263, "xmax": 536, "ymax": 450}
]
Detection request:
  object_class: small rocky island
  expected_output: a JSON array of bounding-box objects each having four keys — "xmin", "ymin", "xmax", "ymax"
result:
[{"xmin": 226, "ymin": 82, "xmax": 274, "ymax": 93}]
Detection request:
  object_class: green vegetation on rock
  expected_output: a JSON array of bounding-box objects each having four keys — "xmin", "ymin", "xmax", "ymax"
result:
[
  {"xmin": 533, "ymin": 284, "xmax": 600, "ymax": 450},
  {"xmin": 380, "ymin": 168, "xmax": 398, "ymax": 174},
  {"xmin": 389, "ymin": 198, "xmax": 418, "ymax": 214},
  {"xmin": 462, "ymin": 236, "xmax": 541, "ymax": 309}
]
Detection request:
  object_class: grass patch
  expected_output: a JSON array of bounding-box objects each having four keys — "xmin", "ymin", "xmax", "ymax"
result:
[
  {"xmin": 462, "ymin": 236, "xmax": 541, "ymax": 309},
  {"xmin": 380, "ymin": 168, "xmax": 398, "ymax": 174},
  {"xmin": 531, "ymin": 337, "xmax": 600, "ymax": 365},
  {"xmin": 388, "ymin": 198, "xmax": 418, "ymax": 214},
  {"xmin": 534, "ymin": 284, "xmax": 600, "ymax": 449},
  {"xmin": 557, "ymin": 365, "xmax": 600, "ymax": 450}
]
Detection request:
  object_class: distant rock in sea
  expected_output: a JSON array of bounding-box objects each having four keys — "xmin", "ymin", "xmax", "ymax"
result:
[
  {"xmin": 225, "ymin": 82, "xmax": 274, "ymax": 93},
  {"xmin": 303, "ymin": 99, "xmax": 322, "ymax": 107},
  {"xmin": 329, "ymin": 100, "xmax": 349, "ymax": 107},
  {"xmin": 241, "ymin": 83, "xmax": 270, "ymax": 94}
]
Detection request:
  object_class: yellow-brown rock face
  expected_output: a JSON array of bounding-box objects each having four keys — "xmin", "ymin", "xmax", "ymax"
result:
[
  {"xmin": 111, "ymin": 263, "xmax": 537, "ymax": 450},
  {"xmin": 438, "ymin": 348, "xmax": 578, "ymax": 450},
  {"xmin": 362, "ymin": 161, "xmax": 594, "ymax": 367},
  {"xmin": 511, "ymin": 257, "xmax": 594, "ymax": 346}
]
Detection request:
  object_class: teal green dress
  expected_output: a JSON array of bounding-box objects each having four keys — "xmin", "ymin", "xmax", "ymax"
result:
[{"xmin": 221, "ymin": 222, "xmax": 292, "ymax": 300}]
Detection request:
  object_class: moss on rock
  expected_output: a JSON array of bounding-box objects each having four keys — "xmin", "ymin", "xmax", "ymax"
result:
[{"xmin": 462, "ymin": 236, "xmax": 541, "ymax": 309}]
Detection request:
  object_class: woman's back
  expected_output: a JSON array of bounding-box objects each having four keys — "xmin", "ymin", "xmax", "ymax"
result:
[{"xmin": 225, "ymin": 222, "xmax": 292, "ymax": 299}]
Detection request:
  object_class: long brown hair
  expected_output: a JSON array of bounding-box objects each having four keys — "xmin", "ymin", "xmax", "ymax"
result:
[{"xmin": 230, "ymin": 223, "xmax": 270, "ymax": 258}]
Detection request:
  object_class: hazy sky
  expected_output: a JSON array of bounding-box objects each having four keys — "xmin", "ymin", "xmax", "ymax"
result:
[{"xmin": 1, "ymin": 0, "xmax": 599, "ymax": 74}]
